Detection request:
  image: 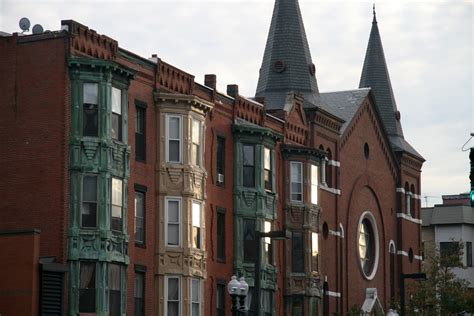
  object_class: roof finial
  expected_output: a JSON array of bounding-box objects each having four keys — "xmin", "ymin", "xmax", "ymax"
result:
[{"xmin": 372, "ymin": 3, "xmax": 377, "ymax": 23}]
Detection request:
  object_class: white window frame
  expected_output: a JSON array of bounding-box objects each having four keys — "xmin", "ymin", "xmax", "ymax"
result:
[
  {"xmin": 134, "ymin": 191, "xmax": 145, "ymax": 244},
  {"xmin": 311, "ymin": 164, "xmax": 318, "ymax": 205},
  {"xmin": 166, "ymin": 114, "xmax": 182, "ymax": 163},
  {"xmin": 191, "ymin": 118, "xmax": 202, "ymax": 166},
  {"xmin": 192, "ymin": 201, "xmax": 202, "ymax": 249},
  {"xmin": 190, "ymin": 278, "xmax": 201, "ymax": 316},
  {"xmin": 290, "ymin": 161, "xmax": 303, "ymax": 202},
  {"xmin": 165, "ymin": 197, "xmax": 182, "ymax": 247},
  {"xmin": 165, "ymin": 275, "xmax": 181, "ymax": 316}
]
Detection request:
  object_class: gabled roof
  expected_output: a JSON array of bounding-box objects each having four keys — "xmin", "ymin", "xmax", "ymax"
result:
[
  {"xmin": 256, "ymin": 0, "xmax": 319, "ymax": 110},
  {"xmin": 422, "ymin": 205, "xmax": 474, "ymax": 226},
  {"xmin": 359, "ymin": 10, "xmax": 424, "ymax": 161}
]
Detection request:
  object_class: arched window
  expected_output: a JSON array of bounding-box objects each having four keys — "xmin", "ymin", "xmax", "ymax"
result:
[
  {"xmin": 410, "ymin": 184, "xmax": 416, "ymax": 217},
  {"xmin": 405, "ymin": 182, "xmax": 411, "ymax": 216},
  {"xmin": 326, "ymin": 148, "xmax": 332, "ymax": 187},
  {"xmin": 319, "ymin": 145, "xmax": 326, "ymax": 185},
  {"xmin": 389, "ymin": 241, "xmax": 396, "ymax": 303}
]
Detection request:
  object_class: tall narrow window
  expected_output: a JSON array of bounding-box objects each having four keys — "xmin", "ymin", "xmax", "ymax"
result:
[
  {"xmin": 410, "ymin": 184, "xmax": 416, "ymax": 217},
  {"xmin": 389, "ymin": 243, "xmax": 396, "ymax": 301},
  {"xmin": 166, "ymin": 198, "xmax": 181, "ymax": 247},
  {"xmin": 243, "ymin": 219, "xmax": 257, "ymax": 263},
  {"xmin": 326, "ymin": 149, "xmax": 332, "ymax": 187},
  {"xmin": 108, "ymin": 264, "xmax": 121, "ymax": 316},
  {"xmin": 216, "ymin": 137, "xmax": 225, "ymax": 185},
  {"xmin": 135, "ymin": 103, "xmax": 146, "ymax": 161},
  {"xmin": 82, "ymin": 175, "xmax": 97, "ymax": 228},
  {"xmin": 311, "ymin": 232, "xmax": 318, "ymax": 272},
  {"xmin": 292, "ymin": 296, "xmax": 303, "ymax": 316},
  {"xmin": 167, "ymin": 115, "xmax": 182, "ymax": 163},
  {"xmin": 83, "ymin": 83, "xmax": 99, "ymax": 137},
  {"xmin": 111, "ymin": 178, "xmax": 123, "ymax": 231},
  {"xmin": 263, "ymin": 290, "xmax": 273, "ymax": 316},
  {"xmin": 191, "ymin": 278, "xmax": 201, "ymax": 316},
  {"xmin": 290, "ymin": 162, "xmax": 303, "ymax": 202},
  {"xmin": 216, "ymin": 283, "xmax": 225, "ymax": 316},
  {"xmin": 217, "ymin": 208, "xmax": 226, "ymax": 261},
  {"xmin": 264, "ymin": 147, "xmax": 272, "ymax": 191},
  {"xmin": 243, "ymin": 144, "xmax": 255, "ymax": 187},
  {"xmin": 134, "ymin": 272, "xmax": 145, "ymax": 316},
  {"xmin": 111, "ymin": 87, "xmax": 122, "ymax": 141},
  {"xmin": 166, "ymin": 276, "xmax": 180, "ymax": 316},
  {"xmin": 79, "ymin": 262, "xmax": 96, "ymax": 313},
  {"xmin": 191, "ymin": 119, "xmax": 202, "ymax": 166},
  {"xmin": 135, "ymin": 191, "xmax": 145, "ymax": 244},
  {"xmin": 311, "ymin": 165, "xmax": 318, "ymax": 204},
  {"xmin": 264, "ymin": 221, "xmax": 273, "ymax": 265},
  {"xmin": 292, "ymin": 231, "xmax": 304, "ymax": 272},
  {"xmin": 192, "ymin": 201, "xmax": 202, "ymax": 249},
  {"xmin": 466, "ymin": 242, "xmax": 472, "ymax": 267},
  {"xmin": 405, "ymin": 182, "xmax": 411, "ymax": 216}
]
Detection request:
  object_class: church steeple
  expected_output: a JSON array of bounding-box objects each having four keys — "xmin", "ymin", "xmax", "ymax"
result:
[{"xmin": 256, "ymin": 0, "xmax": 319, "ymax": 109}]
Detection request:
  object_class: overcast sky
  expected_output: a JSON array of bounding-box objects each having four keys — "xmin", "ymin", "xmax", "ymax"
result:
[{"xmin": 1, "ymin": 0, "xmax": 472, "ymax": 206}]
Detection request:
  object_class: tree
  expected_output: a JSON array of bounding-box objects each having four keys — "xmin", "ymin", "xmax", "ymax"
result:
[{"xmin": 407, "ymin": 241, "xmax": 473, "ymax": 315}]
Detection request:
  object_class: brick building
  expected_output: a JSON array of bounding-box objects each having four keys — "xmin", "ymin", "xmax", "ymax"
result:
[{"xmin": 0, "ymin": 0, "xmax": 424, "ymax": 315}]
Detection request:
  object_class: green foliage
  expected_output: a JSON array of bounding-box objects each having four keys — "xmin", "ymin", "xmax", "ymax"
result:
[
  {"xmin": 347, "ymin": 304, "xmax": 362, "ymax": 316},
  {"xmin": 407, "ymin": 241, "xmax": 473, "ymax": 315}
]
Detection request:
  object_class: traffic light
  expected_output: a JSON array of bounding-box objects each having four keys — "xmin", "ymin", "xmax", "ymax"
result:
[{"xmin": 470, "ymin": 148, "xmax": 474, "ymax": 207}]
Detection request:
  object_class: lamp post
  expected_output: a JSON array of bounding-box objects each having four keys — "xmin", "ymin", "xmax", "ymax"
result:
[
  {"xmin": 399, "ymin": 272, "xmax": 426, "ymax": 316},
  {"xmin": 228, "ymin": 275, "xmax": 249, "ymax": 316},
  {"xmin": 255, "ymin": 229, "xmax": 291, "ymax": 316}
]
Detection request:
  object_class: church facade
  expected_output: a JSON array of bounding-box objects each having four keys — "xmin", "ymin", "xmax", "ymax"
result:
[{"xmin": 0, "ymin": 0, "xmax": 423, "ymax": 315}]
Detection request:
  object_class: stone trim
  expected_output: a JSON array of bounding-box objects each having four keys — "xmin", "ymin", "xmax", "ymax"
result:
[
  {"xmin": 327, "ymin": 159, "xmax": 340, "ymax": 167},
  {"xmin": 396, "ymin": 213, "xmax": 422, "ymax": 225},
  {"xmin": 320, "ymin": 185, "xmax": 341, "ymax": 195},
  {"xmin": 325, "ymin": 290, "xmax": 341, "ymax": 298}
]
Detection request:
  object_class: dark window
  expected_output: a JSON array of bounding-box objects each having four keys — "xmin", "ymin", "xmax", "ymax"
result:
[
  {"xmin": 111, "ymin": 178, "xmax": 123, "ymax": 231},
  {"xmin": 216, "ymin": 283, "xmax": 225, "ymax": 316},
  {"xmin": 216, "ymin": 137, "xmax": 225, "ymax": 185},
  {"xmin": 364, "ymin": 142, "xmax": 370, "ymax": 159},
  {"xmin": 167, "ymin": 115, "xmax": 181, "ymax": 163},
  {"xmin": 243, "ymin": 219, "xmax": 257, "ymax": 263},
  {"xmin": 264, "ymin": 147, "xmax": 272, "ymax": 191},
  {"xmin": 217, "ymin": 209, "xmax": 226, "ymax": 262},
  {"xmin": 467, "ymin": 242, "xmax": 472, "ymax": 267},
  {"xmin": 326, "ymin": 148, "xmax": 332, "ymax": 187},
  {"xmin": 246, "ymin": 287, "xmax": 258, "ymax": 316},
  {"xmin": 167, "ymin": 277, "xmax": 180, "ymax": 316},
  {"xmin": 358, "ymin": 219, "xmax": 375, "ymax": 275},
  {"xmin": 440, "ymin": 241, "xmax": 460, "ymax": 267},
  {"xmin": 292, "ymin": 296, "xmax": 304, "ymax": 316},
  {"xmin": 410, "ymin": 184, "xmax": 416, "ymax": 217},
  {"xmin": 82, "ymin": 175, "xmax": 97, "ymax": 228},
  {"xmin": 135, "ymin": 191, "xmax": 145, "ymax": 244},
  {"xmin": 292, "ymin": 231, "xmax": 304, "ymax": 272},
  {"xmin": 405, "ymin": 182, "xmax": 412, "ymax": 216},
  {"xmin": 135, "ymin": 272, "xmax": 145, "ymax": 316},
  {"xmin": 111, "ymin": 87, "xmax": 122, "ymax": 141},
  {"xmin": 135, "ymin": 103, "xmax": 146, "ymax": 161},
  {"xmin": 79, "ymin": 262, "xmax": 96, "ymax": 313},
  {"xmin": 83, "ymin": 83, "xmax": 99, "ymax": 137},
  {"xmin": 263, "ymin": 290, "xmax": 273, "ymax": 316},
  {"xmin": 243, "ymin": 144, "xmax": 255, "ymax": 187},
  {"xmin": 390, "ymin": 246, "xmax": 395, "ymax": 301},
  {"xmin": 109, "ymin": 264, "xmax": 121, "ymax": 316}
]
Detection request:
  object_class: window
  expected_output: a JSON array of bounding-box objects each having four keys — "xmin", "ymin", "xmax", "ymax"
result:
[
  {"xmin": 82, "ymin": 175, "xmax": 97, "ymax": 228},
  {"xmin": 167, "ymin": 115, "xmax": 182, "ymax": 163},
  {"xmin": 166, "ymin": 276, "xmax": 180, "ymax": 316},
  {"xmin": 264, "ymin": 147, "xmax": 272, "ymax": 191},
  {"xmin": 111, "ymin": 87, "xmax": 122, "ymax": 141},
  {"xmin": 111, "ymin": 178, "xmax": 123, "ymax": 231},
  {"xmin": 358, "ymin": 219, "xmax": 374, "ymax": 275},
  {"xmin": 135, "ymin": 103, "xmax": 146, "ymax": 161},
  {"xmin": 264, "ymin": 221, "xmax": 273, "ymax": 266},
  {"xmin": 135, "ymin": 191, "xmax": 145, "ymax": 244},
  {"xmin": 467, "ymin": 242, "xmax": 472, "ymax": 267},
  {"xmin": 389, "ymin": 243, "xmax": 396, "ymax": 300},
  {"xmin": 292, "ymin": 231, "xmax": 304, "ymax": 272},
  {"xmin": 326, "ymin": 148, "xmax": 332, "ymax": 187},
  {"xmin": 216, "ymin": 137, "xmax": 225, "ymax": 185},
  {"xmin": 191, "ymin": 119, "xmax": 202, "ymax": 166},
  {"xmin": 292, "ymin": 296, "xmax": 304, "ymax": 316},
  {"xmin": 216, "ymin": 283, "xmax": 225, "ymax": 316},
  {"xmin": 166, "ymin": 198, "xmax": 181, "ymax": 247},
  {"xmin": 108, "ymin": 264, "xmax": 121, "ymax": 316},
  {"xmin": 217, "ymin": 209, "xmax": 225, "ymax": 261},
  {"xmin": 311, "ymin": 165, "xmax": 318, "ymax": 204},
  {"xmin": 311, "ymin": 232, "xmax": 318, "ymax": 272},
  {"xmin": 245, "ymin": 287, "xmax": 258, "ymax": 316},
  {"xmin": 310, "ymin": 297, "xmax": 319, "ymax": 316},
  {"xmin": 192, "ymin": 201, "xmax": 202, "ymax": 249},
  {"xmin": 410, "ymin": 184, "xmax": 416, "ymax": 217},
  {"xmin": 79, "ymin": 262, "xmax": 96, "ymax": 313},
  {"xmin": 440, "ymin": 241, "xmax": 460, "ymax": 267},
  {"xmin": 135, "ymin": 272, "xmax": 145, "ymax": 316},
  {"xmin": 191, "ymin": 278, "xmax": 201, "ymax": 316},
  {"xmin": 83, "ymin": 83, "xmax": 99, "ymax": 137},
  {"xmin": 405, "ymin": 182, "xmax": 411, "ymax": 216},
  {"xmin": 263, "ymin": 290, "xmax": 273, "ymax": 316},
  {"xmin": 290, "ymin": 162, "xmax": 303, "ymax": 202},
  {"xmin": 243, "ymin": 219, "xmax": 257, "ymax": 263},
  {"xmin": 243, "ymin": 144, "xmax": 255, "ymax": 187}
]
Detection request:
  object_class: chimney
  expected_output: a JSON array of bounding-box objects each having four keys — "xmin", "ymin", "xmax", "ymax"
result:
[
  {"xmin": 204, "ymin": 74, "xmax": 216, "ymax": 90},
  {"xmin": 227, "ymin": 84, "xmax": 239, "ymax": 98}
]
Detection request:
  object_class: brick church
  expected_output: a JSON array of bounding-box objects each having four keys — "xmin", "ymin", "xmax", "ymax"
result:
[{"xmin": 0, "ymin": 0, "xmax": 424, "ymax": 315}]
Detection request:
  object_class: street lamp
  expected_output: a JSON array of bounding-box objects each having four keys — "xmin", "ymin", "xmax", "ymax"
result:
[
  {"xmin": 399, "ymin": 272, "xmax": 426, "ymax": 316},
  {"xmin": 228, "ymin": 275, "xmax": 249, "ymax": 316},
  {"xmin": 255, "ymin": 229, "xmax": 291, "ymax": 316}
]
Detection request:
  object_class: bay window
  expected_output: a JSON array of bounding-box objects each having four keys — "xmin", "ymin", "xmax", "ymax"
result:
[
  {"xmin": 191, "ymin": 278, "xmax": 201, "ymax": 316},
  {"xmin": 191, "ymin": 119, "xmax": 202, "ymax": 166},
  {"xmin": 79, "ymin": 262, "xmax": 96, "ymax": 313},
  {"xmin": 166, "ymin": 198, "xmax": 181, "ymax": 247},
  {"xmin": 111, "ymin": 87, "xmax": 122, "ymax": 141},
  {"xmin": 290, "ymin": 162, "xmax": 303, "ymax": 202},
  {"xmin": 83, "ymin": 83, "xmax": 99, "ymax": 137},
  {"xmin": 108, "ymin": 264, "xmax": 121, "ymax": 316},
  {"xmin": 166, "ymin": 115, "xmax": 182, "ymax": 163},
  {"xmin": 192, "ymin": 201, "xmax": 202, "ymax": 249},
  {"xmin": 166, "ymin": 276, "xmax": 180, "ymax": 316},
  {"xmin": 111, "ymin": 178, "xmax": 123, "ymax": 231},
  {"xmin": 243, "ymin": 144, "xmax": 255, "ymax": 187},
  {"xmin": 81, "ymin": 175, "xmax": 97, "ymax": 228}
]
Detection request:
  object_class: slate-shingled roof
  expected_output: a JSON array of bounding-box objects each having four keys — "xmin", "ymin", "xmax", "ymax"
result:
[
  {"xmin": 256, "ymin": 0, "xmax": 319, "ymax": 110},
  {"xmin": 422, "ymin": 205, "xmax": 474, "ymax": 226}
]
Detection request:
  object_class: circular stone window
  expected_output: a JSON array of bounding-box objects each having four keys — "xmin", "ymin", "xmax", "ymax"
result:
[
  {"xmin": 364, "ymin": 143, "xmax": 370, "ymax": 159},
  {"xmin": 273, "ymin": 60, "xmax": 286, "ymax": 73},
  {"xmin": 357, "ymin": 211, "xmax": 379, "ymax": 280}
]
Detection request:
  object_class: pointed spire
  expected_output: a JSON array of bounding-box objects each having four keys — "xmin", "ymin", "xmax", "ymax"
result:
[
  {"xmin": 373, "ymin": 3, "xmax": 377, "ymax": 23},
  {"xmin": 256, "ymin": 0, "xmax": 319, "ymax": 109}
]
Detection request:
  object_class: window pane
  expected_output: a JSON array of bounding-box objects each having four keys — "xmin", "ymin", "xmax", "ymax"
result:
[
  {"xmin": 168, "ymin": 278, "xmax": 179, "ymax": 300},
  {"xmin": 217, "ymin": 137, "xmax": 225, "ymax": 175},
  {"xmin": 292, "ymin": 232, "xmax": 304, "ymax": 272},
  {"xmin": 83, "ymin": 176, "xmax": 97, "ymax": 201},
  {"xmin": 192, "ymin": 279, "xmax": 200, "ymax": 302},
  {"xmin": 83, "ymin": 84, "xmax": 99, "ymax": 137},
  {"xmin": 108, "ymin": 264, "xmax": 121, "ymax": 316},
  {"xmin": 192, "ymin": 202, "xmax": 201, "ymax": 228},
  {"xmin": 168, "ymin": 303, "xmax": 179, "ymax": 316},
  {"xmin": 264, "ymin": 148, "xmax": 271, "ymax": 170},
  {"xmin": 291, "ymin": 162, "xmax": 302, "ymax": 182},
  {"xmin": 244, "ymin": 219, "xmax": 257, "ymax": 263},
  {"xmin": 192, "ymin": 119, "xmax": 201, "ymax": 144},
  {"xmin": 136, "ymin": 108, "xmax": 144, "ymax": 134},
  {"xmin": 84, "ymin": 83, "xmax": 98, "ymax": 104},
  {"xmin": 112, "ymin": 113, "xmax": 121, "ymax": 141},
  {"xmin": 168, "ymin": 200, "xmax": 179, "ymax": 223},
  {"xmin": 168, "ymin": 225, "xmax": 179, "ymax": 245},
  {"xmin": 217, "ymin": 211, "xmax": 225, "ymax": 260},
  {"xmin": 82, "ymin": 176, "xmax": 97, "ymax": 228},
  {"xmin": 135, "ymin": 192, "xmax": 145, "ymax": 243},
  {"xmin": 312, "ymin": 232, "xmax": 318, "ymax": 271},
  {"xmin": 112, "ymin": 87, "xmax": 122, "ymax": 114},
  {"xmin": 135, "ymin": 273, "xmax": 144, "ymax": 298},
  {"xmin": 79, "ymin": 262, "xmax": 96, "ymax": 313},
  {"xmin": 243, "ymin": 145, "xmax": 254, "ymax": 166},
  {"xmin": 112, "ymin": 178, "xmax": 123, "ymax": 206},
  {"xmin": 169, "ymin": 140, "xmax": 180, "ymax": 162},
  {"xmin": 311, "ymin": 165, "xmax": 318, "ymax": 204},
  {"xmin": 169, "ymin": 117, "xmax": 180, "ymax": 139}
]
